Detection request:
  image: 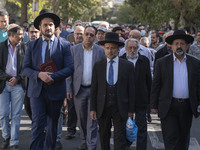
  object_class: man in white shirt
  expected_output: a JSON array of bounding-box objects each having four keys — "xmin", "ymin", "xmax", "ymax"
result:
[{"xmin": 151, "ymin": 30, "xmax": 200, "ymax": 150}]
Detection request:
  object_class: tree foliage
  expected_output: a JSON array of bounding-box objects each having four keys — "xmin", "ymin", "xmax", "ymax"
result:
[{"xmin": 124, "ymin": 0, "xmax": 200, "ymax": 30}]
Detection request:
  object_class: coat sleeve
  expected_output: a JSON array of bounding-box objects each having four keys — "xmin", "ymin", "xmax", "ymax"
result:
[
  {"xmin": 150, "ymin": 59, "xmax": 162, "ymax": 109},
  {"xmin": 128, "ymin": 63, "xmax": 135, "ymax": 113}
]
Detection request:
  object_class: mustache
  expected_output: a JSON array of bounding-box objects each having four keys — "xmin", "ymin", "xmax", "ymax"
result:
[{"xmin": 176, "ymin": 48, "xmax": 183, "ymax": 51}]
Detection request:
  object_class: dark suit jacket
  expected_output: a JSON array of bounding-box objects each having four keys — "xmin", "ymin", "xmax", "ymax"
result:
[
  {"xmin": 121, "ymin": 53, "xmax": 152, "ymax": 110},
  {"xmin": 151, "ymin": 54, "xmax": 200, "ymax": 119},
  {"xmin": 90, "ymin": 58, "xmax": 135, "ymax": 119},
  {"xmin": 22, "ymin": 37, "xmax": 74, "ymax": 100},
  {"xmin": 0, "ymin": 39, "xmax": 25, "ymax": 94},
  {"xmin": 155, "ymin": 44, "xmax": 171, "ymax": 64}
]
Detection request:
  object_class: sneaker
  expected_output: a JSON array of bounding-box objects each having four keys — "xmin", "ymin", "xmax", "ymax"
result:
[
  {"xmin": 10, "ymin": 145, "xmax": 19, "ymax": 150},
  {"xmin": 55, "ymin": 141, "xmax": 62, "ymax": 150},
  {"xmin": 1, "ymin": 137, "xmax": 10, "ymax": 149}
]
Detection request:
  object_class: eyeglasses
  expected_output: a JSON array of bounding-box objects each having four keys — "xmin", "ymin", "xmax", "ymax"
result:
[
  {"xmin": 75, "ymin": 33, "xmax": 83, "ymax": 36},
  {"xmin": 30, "ymin": 31, "xmax": 38, "ymax": 34},
  {"xmin": 85, "ymin": 32, "xmax": 95, "ymax": 37}
]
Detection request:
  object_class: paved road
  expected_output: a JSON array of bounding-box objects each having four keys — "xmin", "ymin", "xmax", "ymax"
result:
[{"xmin": 0, "ymin": 110, "xmax": 200, "ymax": 150}]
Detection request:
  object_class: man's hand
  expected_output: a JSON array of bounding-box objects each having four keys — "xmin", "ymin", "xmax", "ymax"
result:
[
  {"xmin": 67, "ymin": 92, "xmax": 72, "ymax": 100},
  {"xmin": 151, "ymin": 109, "xmax": 158, "ymax": 114},
  {"xmin": 38, "ymin": 72, "xmax": 54, "ymax": 84},
  {"xmin": 8, "ymin": 77, "xmax": 18, "ymax": 86},
  {"xmin": 90, "ymin": 111, "xmax": 97, "ymax": 120}
]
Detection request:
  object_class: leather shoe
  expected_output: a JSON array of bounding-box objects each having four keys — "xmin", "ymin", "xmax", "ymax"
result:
[
  {"xmin": 78, "ymin": 143, "xmax": 87, "ymax": 150},
  {"xmin": 65, "ymin": 133, "xmax": 75, "ymax": 140},
  {"xmin": 1, "ymin": 137, "xmax": 10, "ymax": 149},
  {"xmin": 55, "ymin": 141, "xmax": 62, "ymax": 150},
  {"xmin": 10, "ymin": 145, "xmax": 19, "ymax": 150}
]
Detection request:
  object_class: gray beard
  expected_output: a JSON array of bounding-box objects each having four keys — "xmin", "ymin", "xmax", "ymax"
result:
[{"xmin": 175, "ymin": 51, "xmax": 185, "ymax": 56}]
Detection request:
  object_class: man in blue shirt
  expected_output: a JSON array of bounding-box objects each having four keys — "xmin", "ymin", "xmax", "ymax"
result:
[{"xmin": 0, "ymin": 9, "xmax": 9, "ymax": 43}]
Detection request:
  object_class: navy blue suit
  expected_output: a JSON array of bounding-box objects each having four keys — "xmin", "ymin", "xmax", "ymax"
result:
[{"xmin": 22, "ymin": 37, "xmax": 74, "ymax": 150}]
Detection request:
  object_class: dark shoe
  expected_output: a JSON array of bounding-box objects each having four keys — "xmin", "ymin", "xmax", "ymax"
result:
[
  {"xmin": 78, "ymin": 143, "xmax": 87, "ymax": 150},
  {"xmin": 65, "ymin": 133, "xmax": 75, "ymax": 140},
  {"xmin": 147, "ymin": 114, "xmax": 152, "ymax": 123},
  {"xmin": 1, "ymin": 137, "xmax": 10, "ymax": 149},
  {"xmin": 10, "ymin": 145, "xmax": 19, "ymax": 150},
  {"xmin": 55, "ymin": 141, "xmax": 62, "ymax": 150}
]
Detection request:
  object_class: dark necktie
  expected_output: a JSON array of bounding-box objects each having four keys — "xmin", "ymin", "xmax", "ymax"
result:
[
  {"xmin": 108, "ymin": 60, "xmax": 114, "ymax": 85},
  {"xmin": 45, "ymin": 40, "xmax": 50, "ymax": 62}
]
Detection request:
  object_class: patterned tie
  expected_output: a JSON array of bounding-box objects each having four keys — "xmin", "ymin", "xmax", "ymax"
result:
[
  {"xmin": 108, "ymin": 60, "xmax": 114, "ymax": 85},
  {"xmin": 45, "ymin": 40, "xmax": 50, "ymax": 62}
]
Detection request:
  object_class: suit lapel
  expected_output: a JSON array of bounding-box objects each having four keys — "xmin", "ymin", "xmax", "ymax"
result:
[
  {"xmin": 168, "ymin": 54, "xmax": 173, "ymax": 87},
  {"xmin": 102, "ymin": 59, "xmax": 107, "ymax": 87},
  {"xmin": 92, "ymin": 44, "xmax": 97, "ymax": 67},
  {"xmin": 79, "ymin": 44, "xmax": 84, "ymax": 74},
  {"xmin": 51, "ymin": 37, "xmax": 58, "ymax": 56},
  {"xmin": 186, "ymin": 55, "xmax": 192, "ymax": 87}
]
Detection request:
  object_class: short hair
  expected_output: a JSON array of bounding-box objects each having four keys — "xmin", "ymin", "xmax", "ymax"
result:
[
  {"xmin": 0, "ymin": 9, "xmax": 9, "ymax": 16},
  {"xmin": 74, "ymin": 20, "xmax": 82, "ymax": 25},
  {"xmin": 151, "ymin": 31, "xmax": 159, "ymax": 37},
  {"xmin": 140, "ymin": 37, "xmax": 149, "ymax": 44},
  {"xmin": 7, "ymin": 26, "xmax": 23, "ymax": 37},
  {"xmin": 28, "ymin": 22, "xmax": 35, "ymax": 31},
  {"xmin": 125, "ymin": 38, "xmax": 140, "ymax": 49},
  {"xmin": 84, "ymin": 25, "xmax": 97, "ymax": 35}
]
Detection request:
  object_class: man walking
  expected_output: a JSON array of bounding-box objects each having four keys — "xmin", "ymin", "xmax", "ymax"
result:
[
  {"xmin": 22, "ymin": 9, "xmax": 74, "ymax": 150},
  {"xmin": 0, "ymin": 24, "xmax": 25, "ymax": 150},
  {"xmin": 66, "ymin": 26, "xmax": 105, "ymax": 150},
  {"xmin": 151, "ymin": 30, "xmax": 200, "ymax": 150},
  {"xmin": 90, "ymin": 32, "xmax": 135, "ymax": 150}
]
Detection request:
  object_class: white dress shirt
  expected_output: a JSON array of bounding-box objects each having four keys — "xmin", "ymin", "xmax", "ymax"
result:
[
  {"xmin": 6, "ymin": 40, "xmax": 19, "ymax": 77},
  {"xmin": 81, "ymin": 45, "xmax": 93, "ymax": 86},
  {"xmin": 127, "ymin": 54, "xmax": 138, "ymax": 67},
  {"xmin": 106, "ymin": 56, "xmax": 119, "ymax": 85},
  {"xmin": 173, "ymin": 54, "xmax": 189, "ymax": 98}
]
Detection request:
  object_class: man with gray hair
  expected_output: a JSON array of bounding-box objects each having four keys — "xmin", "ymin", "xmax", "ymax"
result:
[
  {"xmin": 121, "ymin": 38, "xmax": 152, "ymax": 150},
  {"xmin": 0, "ymin": 9, "xmax": 9, "ymax": 42}
]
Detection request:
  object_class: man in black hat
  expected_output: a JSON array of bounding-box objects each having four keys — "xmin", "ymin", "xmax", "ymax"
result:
[
  {"xmin": 90, "ymin": 32, "xmax": 135, "ymax": 150},
  {"xmin": 150, "ymin": 30, "xmax": 200, "ymax": 150},
  {"xmin": 22, "ymin": 9, "xmax": 74, "ymax": 150}
]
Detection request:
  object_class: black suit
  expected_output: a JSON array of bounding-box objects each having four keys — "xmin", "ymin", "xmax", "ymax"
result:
[
  {"xmin": 90, "ymin": 58, "xmax": 135, "ymax": 150},
  {"xmin": 121, "ymin": 53, "xmax": 152, "ymax": 150},
  {"xmin": 151, "ymin": 54, "xmax": 200, "ymax": 150},
  {"xmin": 0, "ymin": 40, "xmax": 25, "ymax": 93}
]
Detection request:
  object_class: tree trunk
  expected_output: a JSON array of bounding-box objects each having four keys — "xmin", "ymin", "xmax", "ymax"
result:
[{"xmin": 20, "ymin": 0, "xmax": 29, "ymax": 25}]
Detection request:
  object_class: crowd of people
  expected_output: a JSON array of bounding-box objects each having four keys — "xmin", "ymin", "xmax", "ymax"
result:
[{"xmin": 0, "ymin": 7, "xmax": 200, "ymax": 150}]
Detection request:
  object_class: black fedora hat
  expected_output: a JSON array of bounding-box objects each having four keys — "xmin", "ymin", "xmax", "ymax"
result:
[
  {"xmin": 34, "ymin": 9, "xmax": 60, "ymax": 30},
  {"xmin": 98, "ymin": 32, "xmax": 124, "ymax": 46},
  {"xmin": 165, "ymin": 30, "xmax": 194, "ymax": 44}
]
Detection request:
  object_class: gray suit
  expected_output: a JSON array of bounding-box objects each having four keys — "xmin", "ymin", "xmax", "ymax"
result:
[{"xmin": 66, "ymin": 43, "xmax": 105, "ymax": 150}]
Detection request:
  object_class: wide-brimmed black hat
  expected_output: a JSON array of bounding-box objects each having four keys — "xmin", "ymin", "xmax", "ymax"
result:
[
  {"xmin": 34, "ymin": 9, "xmax": 60, "ymax": 30},
  {"xmin": 98, "ymin": 32, "xmax": 124, "ymax": 46},
  {"xmin": 165, "ymin": 30, "xmax": 194, "ymax": 44}
]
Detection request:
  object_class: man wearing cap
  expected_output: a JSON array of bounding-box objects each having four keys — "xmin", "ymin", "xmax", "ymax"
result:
[
  {"xmin": 0, "ymin": 9, "xmax": 9, "ymax": 43},
  {"xmin": 22, "ymin": 9, "xmax": 74, "ymax": 150},
  {"xmin": 90, "ymin": 32, "xmax": 135, "ymax": 150},
  {"xmin": 151, "ymin": 30, "xmax": 200, "ymax": 150},
  {"xmin": 96, "ymin": 26, "xmax": 107, "ymax": 46},
  {"xmin": 0, "ymin": 24, "xmax": 25, "ymax": 150}
]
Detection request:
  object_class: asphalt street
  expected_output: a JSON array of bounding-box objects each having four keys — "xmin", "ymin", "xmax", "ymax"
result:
[{"xmin": 0, "ymin": 110, "xmax": 200, "ymax": 150}]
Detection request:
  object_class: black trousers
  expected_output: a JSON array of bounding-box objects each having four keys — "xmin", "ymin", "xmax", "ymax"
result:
[
  {"xmin": 98, "ymin": 105, "xmax": 127, "ymax": 150},
  {"xmin": 67, "ymin": 98, "xmax": 77, "ymax": 134},
  {"xmin": 161, "ymin": 99, "xmax": 193, "ymax": 150}
]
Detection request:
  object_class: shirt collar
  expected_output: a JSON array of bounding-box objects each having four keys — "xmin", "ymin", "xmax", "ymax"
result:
[
  {"xmin": 173, "ymin": 53, "xmax": 187, "ymax": 62},
  {"xmin": 107, "ymin": 56, "xmax": 119, "ymax": 64},
  {"xmin": 7, "ymin": 39, "xmax": 20, "ymax": 48},
  {"xmin": 42, "ymin": 34, "xmax": 55, "ymax": 42},
  {"xmin": 82, "ymin": 43, "xmax": 93, "ymax": 51}
]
